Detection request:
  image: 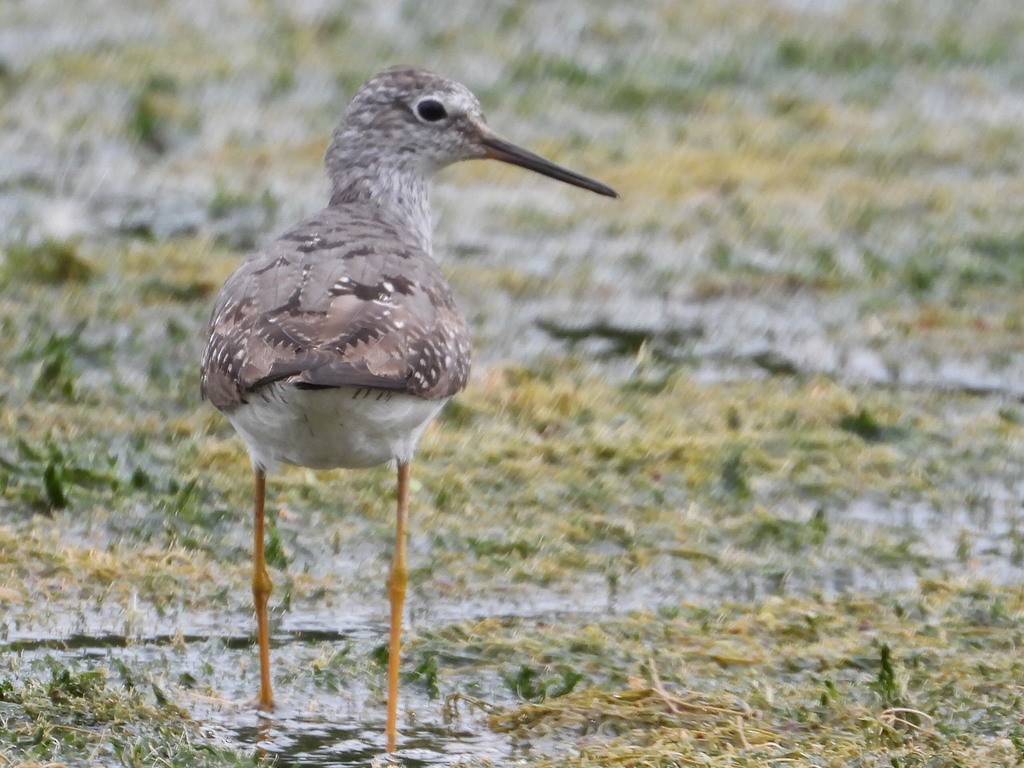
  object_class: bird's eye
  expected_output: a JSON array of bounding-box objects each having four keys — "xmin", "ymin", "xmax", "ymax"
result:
[{"xmin": 415, "ymin": 99, "xmax": 448, "ymax": 122}]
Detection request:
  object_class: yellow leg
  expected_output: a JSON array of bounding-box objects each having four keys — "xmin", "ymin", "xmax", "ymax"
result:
[
  {"xmin": 385, "ymin": 461, "xmax": 411, "ymax": 753},
  {"xmin": 253, "ymin": 467, "xmax": 275, "ymax": 710}
]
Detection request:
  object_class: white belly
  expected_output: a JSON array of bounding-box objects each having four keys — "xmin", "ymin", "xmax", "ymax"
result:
[{"xmin": 225, "ymin": 383, "xmax": 448, "ymax": 473}]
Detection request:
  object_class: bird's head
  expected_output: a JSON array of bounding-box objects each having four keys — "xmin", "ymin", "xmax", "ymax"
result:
[{"xmin": 329, "ymin": 67, "xmax": 617, "ymax": 198}]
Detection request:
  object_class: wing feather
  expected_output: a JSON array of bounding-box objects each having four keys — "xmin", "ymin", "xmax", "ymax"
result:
[{"xmin": 200, "ymin": 207, "xmax": 471, "ymax": 410}]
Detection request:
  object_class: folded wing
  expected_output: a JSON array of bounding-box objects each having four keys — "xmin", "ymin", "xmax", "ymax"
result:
[{"xmin": 201, "ymin": 207, "xmax": 471, "ymax": 411}]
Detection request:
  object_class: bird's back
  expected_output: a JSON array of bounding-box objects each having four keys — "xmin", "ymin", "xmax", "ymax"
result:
[{"xmin": 200, "ymin": 203, "xmax": 471, "ymax": 414}]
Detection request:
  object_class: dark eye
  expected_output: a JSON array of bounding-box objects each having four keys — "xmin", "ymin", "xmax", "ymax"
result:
[{"xmin": 415, "ymin": 99, "xmax": 448, "ymax": 122}]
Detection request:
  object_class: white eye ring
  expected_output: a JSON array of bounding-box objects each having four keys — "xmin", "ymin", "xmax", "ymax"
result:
[{"xmin": 414, "ymin": 98, "xmax": 448, "ymax": 122}]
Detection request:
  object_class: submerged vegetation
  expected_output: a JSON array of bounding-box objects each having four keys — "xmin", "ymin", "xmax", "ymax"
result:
[{"xmin": 1, "ymin": 0, "xmax": 1023, "ymax": 765}]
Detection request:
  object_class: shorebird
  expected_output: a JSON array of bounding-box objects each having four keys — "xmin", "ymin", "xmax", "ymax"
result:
[{"xmin": 200, "ymin": 66, "xmax": 617, "ymax": 752}]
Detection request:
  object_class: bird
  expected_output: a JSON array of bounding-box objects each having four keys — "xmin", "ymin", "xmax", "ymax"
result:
[{"xmin": 200, "ymin": 66, "xmax": 617, "ymax": 753}]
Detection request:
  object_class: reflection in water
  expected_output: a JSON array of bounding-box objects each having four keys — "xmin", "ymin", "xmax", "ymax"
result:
[
  {"xmin": 232, "ymin": 711, "xmax": 507, "ymax": 767},
  {"xmin": 8, "ymin": 632, "xmax": 515, "ymax": 768}
]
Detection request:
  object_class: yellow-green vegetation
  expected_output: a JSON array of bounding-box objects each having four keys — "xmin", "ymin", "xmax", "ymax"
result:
[
  {"xmin": 423, "ymin": 584, "xmax": 1024, "ymax": 767},
  {"xmin": 2, "ymin": 0, "xmax": 1024, "ymax": 765}
]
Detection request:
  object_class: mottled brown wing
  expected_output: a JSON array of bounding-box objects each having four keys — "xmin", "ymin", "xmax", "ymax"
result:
[{"xmin": 200, "ymin": 207, "xmax": 471, "ymax": 411}]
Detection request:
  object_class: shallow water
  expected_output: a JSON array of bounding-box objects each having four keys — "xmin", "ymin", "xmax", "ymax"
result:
[
  {"xmin": 7, "ymin": 623, "xmax": 512, "ymax": 766},
  {"xmin": 229, "ymin": 715, "xmax": 508, "ymax": 767}
]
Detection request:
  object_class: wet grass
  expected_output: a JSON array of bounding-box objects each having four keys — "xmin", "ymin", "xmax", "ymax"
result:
[
  {"xmin": 2, "ymin": 0, "xmax": 1024, "ymax": 765},
  {"xmin": 0, "ymin": 657, "xmax": 253, "ymax": 767},
  {"xmin": 1, "ymin": 253, "xmax": 1021, "ymax": 763},
  {"xmin": 425, "ymin": 583, "xmax": 1024, "ymax": 766}
]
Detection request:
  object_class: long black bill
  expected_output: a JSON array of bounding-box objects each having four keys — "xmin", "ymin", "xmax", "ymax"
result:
[{"xmin": 479, "ymin": 132, "xmax": 618, "ymax": 198}]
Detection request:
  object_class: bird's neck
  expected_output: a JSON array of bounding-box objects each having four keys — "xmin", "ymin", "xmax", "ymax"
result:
[{"xmin": 326, "ymin": 152, "xmax": 434, "ymax": 253}]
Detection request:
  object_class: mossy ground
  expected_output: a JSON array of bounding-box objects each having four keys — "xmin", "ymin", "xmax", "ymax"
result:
[{"xmin": 2, "ymin": 0, "xmax": 1024, "ymax": 766}]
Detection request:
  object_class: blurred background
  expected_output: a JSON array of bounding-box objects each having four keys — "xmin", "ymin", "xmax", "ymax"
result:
[
  {"xmin": 1, "ymin": 1, "xmax": 1023, "ymax": 766},
  {"xmin": 3, "ymin": 1, "xmax": 1023, "ymax": 387}
]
